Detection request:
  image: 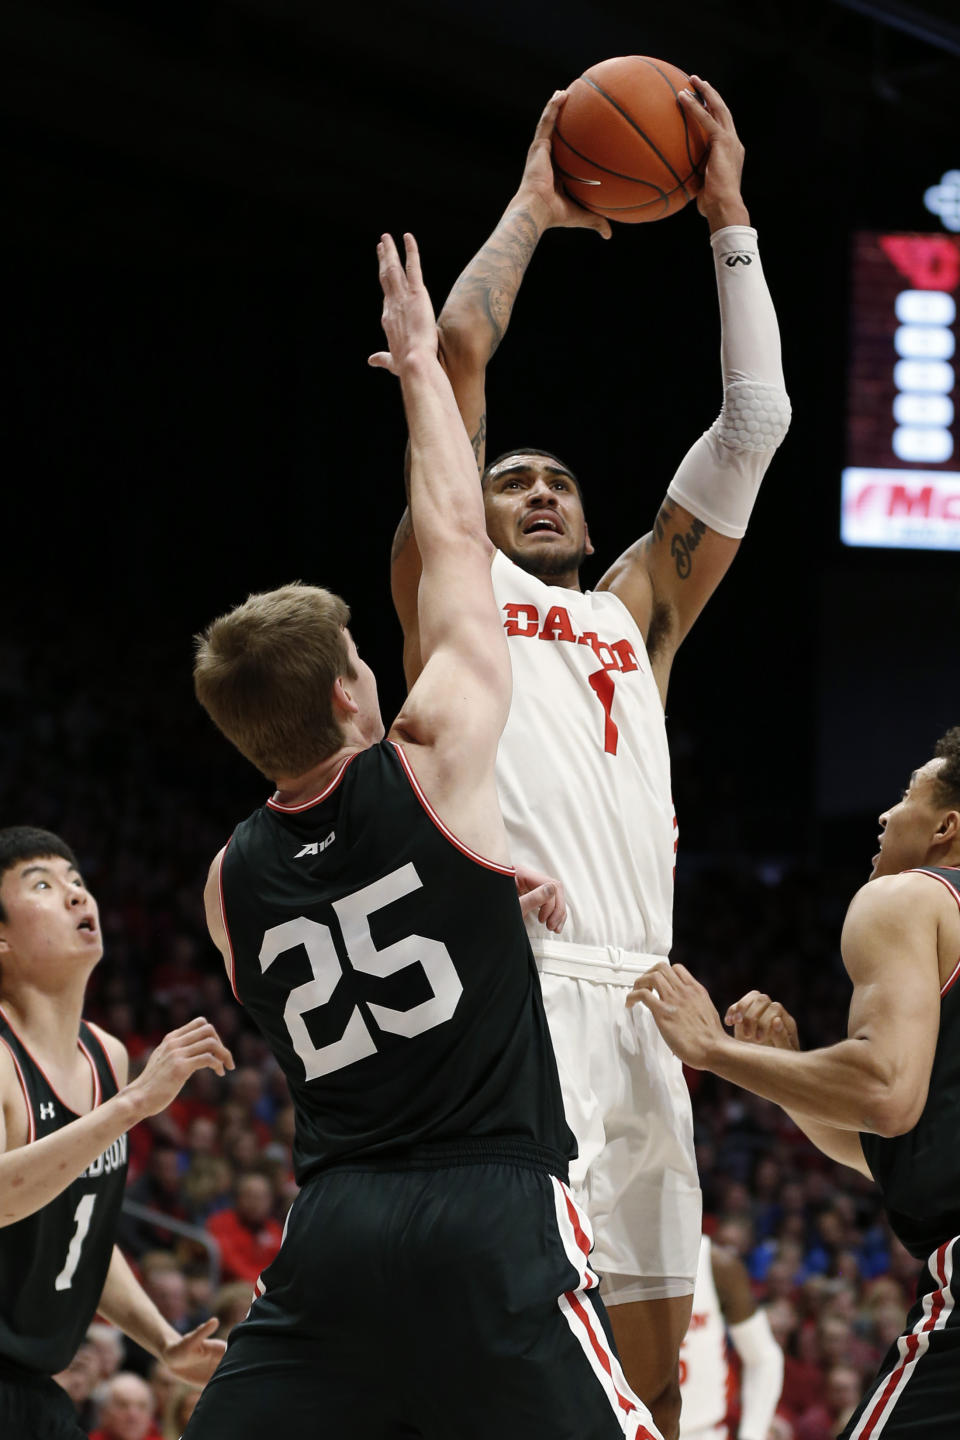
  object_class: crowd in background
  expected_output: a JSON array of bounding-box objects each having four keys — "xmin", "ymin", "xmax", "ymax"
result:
[{"xmin": 3, "ymin": 641, "xmax": 917, "ymax": 1439}]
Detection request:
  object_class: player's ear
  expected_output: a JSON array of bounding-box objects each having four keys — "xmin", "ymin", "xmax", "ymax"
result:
[
  {"xmin": 936, "ymin": 809, "xmax": 960, "ymax": 844},
  {"xmin": 584, "ymin": 522, "xmax": 595, "ymax": 558},
  {"xmin": 331, "ymin": 676, "xmax": 359, "ymax": 717}
]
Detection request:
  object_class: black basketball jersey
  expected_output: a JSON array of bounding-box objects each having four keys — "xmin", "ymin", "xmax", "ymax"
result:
[
  {"xmin": 0, "ymin": 1009, "xmax": 127, "ymax": 1376},
  {"xmin": 861, "ymin": 866, "xmax": 960, "ymax": 1259},
  {"xmin": 219, "ymin": 740, "xmax": 575, "ymax": 1182}
]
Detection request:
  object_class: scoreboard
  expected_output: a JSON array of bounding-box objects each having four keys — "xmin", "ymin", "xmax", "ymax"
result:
[{"xmin": 842, "ymin": 231, "xmax": 960, "ymax": 550}]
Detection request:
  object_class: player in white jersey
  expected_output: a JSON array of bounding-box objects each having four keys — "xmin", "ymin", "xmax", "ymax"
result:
[
  {"xmin": 679, "ymin": 1236, "xmax": 783, "ymax": 1440},
  {"xmin": 391, "ymin": 78, "xmax": 790, "ymax": 1438}
]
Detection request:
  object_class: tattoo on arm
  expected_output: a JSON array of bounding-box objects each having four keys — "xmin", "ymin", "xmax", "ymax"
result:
[
  {"xmin": 391, "ymin": 508, "xmax": 413, "ymax": 564},
  {"xmin": 670, "ymin": 519, "xmax": 707, "ymax": 579},
  {"xmin": 646, "ymin": 497, "xmax": 708, "ymax": 579},
  {"xmin": 471, "ymin": 413, "xmax": 487, "ymax": 475},
  {"xmin": 444, "ymin": 207, "xmax": 542, "ymax": 359}
]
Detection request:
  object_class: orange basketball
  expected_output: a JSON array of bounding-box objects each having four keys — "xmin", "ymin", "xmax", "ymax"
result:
[{"xmin": 552, "ymin": 56, "xmax": 708, "ymax": 223}]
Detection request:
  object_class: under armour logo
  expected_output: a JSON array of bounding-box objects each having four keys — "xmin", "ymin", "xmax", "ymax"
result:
[
  {"xmin": 40, "ymin": 1102, "xmax": 55, "ymax": 1120},
  {"xmin": 724, "ymin": 253, "xmax": 752, "ymax": 267},
  {"xmin": 295, "ymin": 831, "xmax": 335, "ymax": 858},
  {"xmin": 924, "ymin": 171, "xmax": 960, "ymax": 233}
]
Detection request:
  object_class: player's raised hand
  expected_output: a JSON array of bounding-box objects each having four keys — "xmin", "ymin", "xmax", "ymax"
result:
[
  {"xmin": 725, "ymin": 991, "xmax": 800, "ymax": 1050},
  {"xmin": 368, "ymin": 232, "xmax": 438, "ymax": 375},
  {"xmin": 515, "ymin": 91, "xmax": 611, "ymax": 239},
  {"xmin": 126, "ymin": 1018, "xmax": 235, "ymax": 1118},
  {"xmin": 161, "ymin": 1316, "xmax": 227, "ymax": 1386},
  {"xmin": 515, "ymin": 862, "xmax": 567, "ymax": 933},
  {"xmin": 626, "ymin": 962, "xmax": 726, "ymax": 1069},
  {"xmin": 678, "ymin": 76, "xmax": 749, "ymax": 227}
]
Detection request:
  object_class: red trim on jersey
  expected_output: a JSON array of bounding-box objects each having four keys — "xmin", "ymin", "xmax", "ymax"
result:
[
  {"xmin": 854, "ymin": 1240, "xmax": 950, "ymax": 1440},
  {"xmin": 390, "ymin": 742, "xmax": 516, "ymax": 877},
  {"xmin": 908, "ymin": 870, "xmax": 960, "ymax": 996},
  {"xmin": 0, "ymin": 1034, "xmax": 35, "ymax": 1144},
  {"xmin": 87, "ymin": 1028, "xmax": 121, "ymax": 1093},
  {"xmin": 78, "ymin": 1038, "xmax": 102, "ymax": 1107},
  {"xmin": 218, "ymin": 841, "xmax": 241, "ymax": 1005},
  {"xmin": 266, "ymin": 754, "xmax": 359, "ymax": 813},
  {"xmin": 0, "ymin": 1003, "xmax": 98, "ymax": 1117}
]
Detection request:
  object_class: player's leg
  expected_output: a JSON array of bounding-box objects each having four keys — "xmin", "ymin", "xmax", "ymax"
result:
[
  {"xmin": 839, "ymin": 1234, "xmax": 960, "ymax": 1438},
  {"xmin": 606, "ymin": 1295, "xmax": 692, "ymax": 1440},
  {"xmin": 180, "ymin": 1330, "xmax": 398, "ymax": 1439},
  {"xmin": 406, "ymin": 1163, "xmax": 663, "ymax": 1440},
  {"xmin": 0, "ymin": 1372, "xmax": 90, "ymax": 1440},
  {"xmin": 182, "ymin": 1169, "xmax": 411, "ymax": 1439},
  {"xmin": 588, "ymin": 989, "xmax": 702, "ymax": 1440}
]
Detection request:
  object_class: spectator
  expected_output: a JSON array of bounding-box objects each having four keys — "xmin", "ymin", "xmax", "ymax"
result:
[
  {"xmin": 205, "ymin": 1172, "xmax": 283, "ymax": 1284},
  {"xmin": 794, "ymin": 1364, "xmax": 864, "ymax": 1440},
  {"xmin": 119, "ymin": 1145, "xmax": 191, "ymax": 1256},
  {"xmin": 52, "ymin": 1338, "xmax": 100, "ymax": 1433},
  {"xmin": 162, "ymin": 1381, "xmax": 201, "ymax": 1439},
  {"xmin": 212, "ymin": 1280, "xmax": 255, "ymax": 1340},
  {"xmin": 89, "ymin": 1371, "xmax": 159, "ymax": 1440}
]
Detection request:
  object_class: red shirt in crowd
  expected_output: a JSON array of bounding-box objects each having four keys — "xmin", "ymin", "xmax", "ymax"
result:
[{"xmin": 205, "ymin": 1207, "xmax": 284, "ymax": 1283}]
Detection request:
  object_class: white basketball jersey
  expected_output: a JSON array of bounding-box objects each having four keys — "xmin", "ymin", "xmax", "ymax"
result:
[
  {"xmin": 491, "ymin": 549, "xmax": 676, "ymax": 955},
  {"xmin": 679, "ymin": 1237, "xmax": 731, "ymax": 1436}
]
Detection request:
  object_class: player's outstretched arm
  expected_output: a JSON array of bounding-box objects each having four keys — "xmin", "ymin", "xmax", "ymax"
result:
[
  {"xmin": 597, "ymin": 77, "xmax": 790, "ymax": 702},
  {"xmin": 372, "ymin": 235, "xmax": 510, "ymax": 837},
  {"xmin": 97, "ymin": 1246, "xmax": 226, "ymax": 1385},
  {"xmin": 390, "ymin": 91, "xmax": 609, "ymax": 689},
  {"xmin": 0, "ymin": 1019, "xmax": 234, "ymax": 1228},
  {"xmin": 628, "ymin": 873, "xmax": 943, "ymax": 1140}
]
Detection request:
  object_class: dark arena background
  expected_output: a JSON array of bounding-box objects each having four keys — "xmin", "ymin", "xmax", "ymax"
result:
[{"xmin": 2, "ymin": 1, "xmax": 960, "ymax": 1435}]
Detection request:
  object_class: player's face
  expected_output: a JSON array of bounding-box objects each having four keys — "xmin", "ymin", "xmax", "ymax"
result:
[
  {"xmin": 0, "ymin": 856, "xmax": 103, "ymax": 973},
  {"xmin": 483, "ymin": 455, "xmax": 592, "ymax": 579},
  {"xmin": 870, "ymin": 759, "xmax": 946, "ymax": 879},
  {"xmin": 343, "ymin": 630, "xmax": 385, "ymax": 745}
]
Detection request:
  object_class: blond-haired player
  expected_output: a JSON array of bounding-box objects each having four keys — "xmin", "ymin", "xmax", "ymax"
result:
[{"xmin": 184, "ymin": 235, "xmax": 659, "ymax": 1440}]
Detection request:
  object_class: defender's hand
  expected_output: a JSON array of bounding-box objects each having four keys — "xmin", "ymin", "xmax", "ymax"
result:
[
  {"xmin": 161, "ymin": 1317, "xmax": 228, "ymax": 1386},
  {"xmin": 678, "ymin": 76, "xmax": 749, "ymax": 229},
  {"xmin": 369, "ymin": 232, "xmax": 438, "ymax": 374},
  {"xmin": 725, "ymin": 991, "xmax": 800, "ymax": 1050},
  {"xmin": 627, "ymin": 962, "xmax": 726, "ymax": 1069},
  {"xmin": 126, "ymin": 1019, "xmax": 234, "ymax": 1119},
  {"xmin": 515, "ymin": 862, "xmax": 567, "ymax": 933},
  {"xmin": 514, "ymin": 91, "xmax": 611, "ymax": 239}
]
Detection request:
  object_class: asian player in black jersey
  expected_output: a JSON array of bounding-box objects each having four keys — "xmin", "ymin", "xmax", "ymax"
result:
[
  {"xmin": 185, "ymin": 234, "xmax": 661, "ymax": 1440},
  {"xmin": 631, "ymin": 727, "xmax": 960, "ymax": 1439},
  {"xmin": 0, "ymin": 826, "xmax": 235, "ymax": 1440}
]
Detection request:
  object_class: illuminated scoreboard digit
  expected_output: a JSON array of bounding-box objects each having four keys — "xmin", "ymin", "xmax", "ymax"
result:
[{"xmin": 842, "ymin": 232, "xmax": 960, "ymax": 549}]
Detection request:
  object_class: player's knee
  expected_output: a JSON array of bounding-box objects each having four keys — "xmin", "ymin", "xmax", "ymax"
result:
[{"xmin": 646, "ymin": 1368, "xmax": 682, "ymax": 1439}]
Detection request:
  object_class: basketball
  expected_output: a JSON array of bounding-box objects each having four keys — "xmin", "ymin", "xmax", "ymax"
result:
[{"xmin": 552, "ymin": 56, "xmax": 708, "ymax": 223}]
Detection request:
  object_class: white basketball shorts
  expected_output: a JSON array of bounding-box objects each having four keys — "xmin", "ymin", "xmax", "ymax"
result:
[{"xmin": 536, "ymin": 943, "xmax": 701, "ymax": 1303}]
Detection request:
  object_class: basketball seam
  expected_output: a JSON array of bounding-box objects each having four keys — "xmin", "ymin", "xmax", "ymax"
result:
[
  {"xmin": 578, "ymin": 170, "xmax": 700, "ymax": 214},
  {"xmin": 553, "ymin": 123, "xmax": 669, "ymax": 192},
  {"xmin": 635, "ymin": 60, "xmax": 704, "ymax": 176},
  {"xmin": 581, "ymin": 74, "xmax": 693, "ymax": 199}
]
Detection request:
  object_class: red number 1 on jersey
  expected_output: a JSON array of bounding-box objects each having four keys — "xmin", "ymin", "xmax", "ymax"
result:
[{"xmin": 588, "ymin": 668, "xmax": 619, "ymax": 756}]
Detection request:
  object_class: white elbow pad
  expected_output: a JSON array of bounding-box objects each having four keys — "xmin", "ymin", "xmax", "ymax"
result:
[{"xmin": 715, "ymin": 381, "xmax": 792, "ymax": 453}]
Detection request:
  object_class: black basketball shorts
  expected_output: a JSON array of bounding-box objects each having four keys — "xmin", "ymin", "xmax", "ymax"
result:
[
  {"xmin": 183, "ymin": 1153, "xmax": 660, "ymax": 1439},
  {"xmin": 841, "ymin": 1234, "xmax": 960, "ymax": 1438},
  {"xmin": 0, "ymin": 1370, "xmax": 88, "ymax": 1440}
]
